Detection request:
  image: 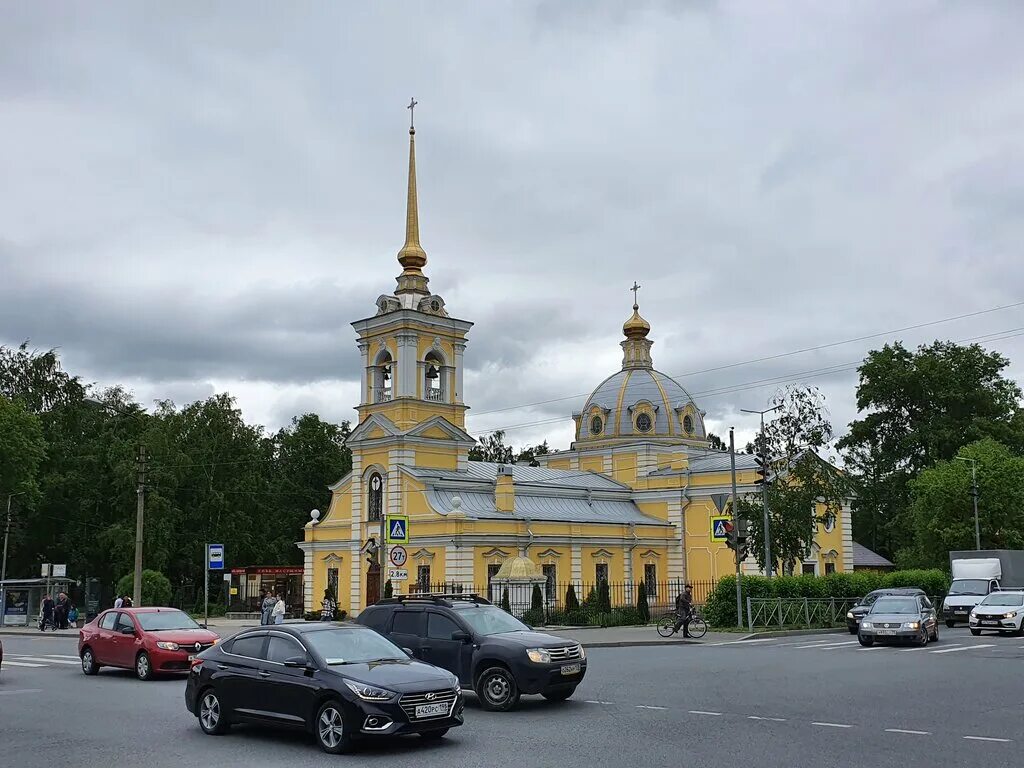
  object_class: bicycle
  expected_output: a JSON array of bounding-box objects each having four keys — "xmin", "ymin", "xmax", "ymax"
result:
[{"xmin": 656, "ymin": 610, "xmax": 708, "ymax": 639}]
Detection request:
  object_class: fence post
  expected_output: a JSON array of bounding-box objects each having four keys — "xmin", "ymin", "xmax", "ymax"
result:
[
  {"xmin": 778, "ymin": 597, "xmax": 784, "ymax": 629},
  {"xmin": 803, "ymin": 597, "xmax": 810, "ymax": 628},
  {"xmin": 746, "ymin": 596, "xmax": 753, "ymax": 633},
  {"xmin": 830, "ymin": 596, "xmax": 836, "ymax": 625}
]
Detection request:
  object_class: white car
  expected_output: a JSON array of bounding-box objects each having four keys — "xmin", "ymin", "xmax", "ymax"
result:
[{"xmin": 969, "ymin": 591, "xmax": 1024, "ymax": 636}]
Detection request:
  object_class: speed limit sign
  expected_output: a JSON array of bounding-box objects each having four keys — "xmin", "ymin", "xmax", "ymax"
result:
[{"xmin": 390, "ymin": 545, "xmax": 408, "ymax": 568}]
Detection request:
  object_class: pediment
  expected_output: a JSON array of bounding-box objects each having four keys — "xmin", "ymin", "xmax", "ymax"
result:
[
  {"xmin": 348, "ymin": 413, "xmax": 401, "ymax": 441},
  {"xmin": 405, "ymin": 416, "xmax": 475, "ymax": 442},
  {"xmin": 590, "ymin": 548, "xmax": 616, "ymax": 559},
  {"xmin": 482, "ymin": 547, "xmax": 511, "ymax": 559},
  {"xmin": 412, "ymin": 548, "xmax": 436, "ymax": 561},
  {"xmin": 536, "ymin": 548, "xmax": 563, "ymax": 559}
]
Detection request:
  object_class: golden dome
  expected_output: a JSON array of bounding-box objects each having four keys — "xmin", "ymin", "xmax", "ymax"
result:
[
  {"xmin": 493, "ymin": 555, "xmax": 544, "ymax": 581},
  {"xmin": 622, "ymin": 303, "xmax": 651, "ymax": 340}
]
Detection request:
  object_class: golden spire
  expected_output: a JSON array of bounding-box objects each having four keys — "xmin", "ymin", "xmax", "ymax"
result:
[
  {"xmin": 623, "ymin": 281, "xmax": 651, "ymax": 339},
  {"xmin": 396, "ymin": 98, "xmax": 428, "ymax": 295}
]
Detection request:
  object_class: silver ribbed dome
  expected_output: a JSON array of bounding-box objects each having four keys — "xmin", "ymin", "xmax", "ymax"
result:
[{"xmin": 580, "ymin": 368, "xmax": 705, "ymax": 440}]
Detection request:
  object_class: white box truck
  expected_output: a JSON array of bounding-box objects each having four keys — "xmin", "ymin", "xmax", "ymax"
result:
[{"xmin": 942, "ymin": 550, "xmax": 1024, "ymax": 626}]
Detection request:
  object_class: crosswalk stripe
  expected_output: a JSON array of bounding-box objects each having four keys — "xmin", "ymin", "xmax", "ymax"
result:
[
  {"xmin": 815, "ymin": 641, "xmax": 859, "ymax": 649},
  {"xmin": 43, "ymin": 654, "xmax": 82, "ymax": 660},
  {"xmin": 793, "ymin": 642, "xmax": 841, "ymax": 649},
  {"xmin": 3, "ymin": 661, "xmax": 45, "ymax": 668},
  {"xmin": 930, "ymin": 644, "xmax": 995, "ymax": 654},
  {"xmin": 9, "ymin": 656, "xmax": 80, "ymax": 665}
]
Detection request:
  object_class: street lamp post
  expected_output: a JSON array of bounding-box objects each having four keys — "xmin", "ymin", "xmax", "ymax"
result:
[
  {"xmin": 955, "ymin": 456, "xmax": 981, "ymax": 551},
  {"xmin": 741, "ymin": 404, "xmax": 783, "ymax": 577},
  {"xmin": 85, "ymin": 398, "xmax": 146, "ymax": 606},
  {"xmin": 1, "ymin": 492, "xmax": 26, "ymax": 627}
]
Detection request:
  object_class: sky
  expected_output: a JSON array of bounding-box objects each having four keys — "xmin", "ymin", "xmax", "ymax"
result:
[{"xmin": 2, "ymin": 1, "xmax": 1023, "ymax": 456}]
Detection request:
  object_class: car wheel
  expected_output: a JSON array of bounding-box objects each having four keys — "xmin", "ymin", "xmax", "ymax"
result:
[
  {"xmin": 945, "ymin": 620, "xmax": 956, "ymax": 628},
  {"xmin": 918, "ymin": 629, "xmax": 929, "ymax": 646},
  {"xmin": 198, "ymin": 689, "xmax": 230, "ymax": 735},
  {"xmin": 970, "ymin": 628, "xmax": 982, "ymax": 637},
  {"xmin": 931, "ymin": 627, "xmax": 939, "ymax": 642},
  {"xmin": 135, "ymin": 652, "xmax": 153, "ymax": 681},
  {"xmin": 420, "ymin": 728, "xmax": 449, "ymax": 740},
  {"xmin": 542, "ymin": 687, "xmax": 576, "ymax": 702},
  {"xmin": 80, "ymin": 648, "xmax": 99, "ymax": 676},
  {"xmin": 316, "ymin": 700, "xmax": 354, "ymax": 754},
  {"xmin": 858, "ymin": 635, "xmax": 874, "ymax": 647},
  {"xmin": 475, "ymin": 666, "xmax": 520, "ymax": 712}
]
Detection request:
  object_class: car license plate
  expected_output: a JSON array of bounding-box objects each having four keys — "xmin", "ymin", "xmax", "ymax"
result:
[
  {"xmin": 415, "ymin": 702, "xmax": 449, "ymax": 719},
  {"xmin": 981, "ymin": 620, "xmax": 998, "ymax": 626},
  {"xmin": 561, "ymin": 663, "xmax": 581, "ymax": 676},
  {"xmin": 875, "ymin": 629, "xmax": 897, "ymax": 635}
]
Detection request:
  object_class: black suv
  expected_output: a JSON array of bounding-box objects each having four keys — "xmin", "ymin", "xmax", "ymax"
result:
[
  {"xmin": 357, "ymin": 594, "xmax": 587, "ymax": 711},
  {"xmin": 846, "ymin": 588, "xmax": 928, "ymax": 633}
]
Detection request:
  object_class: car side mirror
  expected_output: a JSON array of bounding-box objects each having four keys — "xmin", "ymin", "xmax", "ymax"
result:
[
  {"xmin": 402, "ymin": 647, "xmax": 415, "ymax": 658},
  {"xmin": 120, "ymin": 626, "xmax": 135, "ymax": 635},
  {"xmin": 283, "ymin": 655, "xmax": 311, "ymax": 668},
  {"xmin": 198, "ymin": 623, "xmax": 207, "ymax": 629},
  {"xmin": 451, "ymin": 630, "xmax": 471, "ymax": 643}
]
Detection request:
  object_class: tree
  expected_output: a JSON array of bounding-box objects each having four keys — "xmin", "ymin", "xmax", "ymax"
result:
[
  {"xmin": 500, "ymin": 587, "xmax": 511, "ymax": 612},
  {"xmin": 116, "ymin": 569, "xmax": 173, "ymax": 607},
  {"xmin": 636, "ymin": 580, "xmax": 650, "ymax": 623},
  {"xmin": 515, "ymin": 440, "xmax": 550, "ymax": 466},
  {"xmin": 839, "ymin": 341, "xmax": 1024, "ymax": 559},
  {"xmin": 0, "ymin": 395, "xmax": 46, "ymax": 499},
  {"xmin": 384, "ymin": 579, "xmax": 394, "ymax": 599},
  {"xmin": 597, "ymin": 579, "xmax": 611, "ymax": 614},
  {"xmin": 565, "ymin": 584, "xmax": 580, "ymax": 611},
  {"xmin": 907, "ymin": 439, "xmax": 1024, "ymax": 567},
  {"xmin": 706, "ymin": 433, "xmax": 728, "ymax": 452},
  {"xmin": 738, "ymin": 385, "xmax": 848, "ymax": 575},
  {"xmin": 531, "ymin": 583, "xmax": 544, "ymax": 611},
  {"xmin": 469, "ymin": 430, "xmax": 514, "ymax": 463}
]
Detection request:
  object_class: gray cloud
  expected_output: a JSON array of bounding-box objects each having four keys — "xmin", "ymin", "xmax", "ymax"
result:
[{"xmin": 2, "ymin": 2, "xmax": 1023, "ymax": 448}]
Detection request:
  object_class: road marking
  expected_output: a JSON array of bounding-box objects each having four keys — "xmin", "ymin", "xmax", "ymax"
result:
[
  {"xmin": 748, "ymin": 715, "xmax": 787, "ymax": 722},
  {"xmin": 0, "ymin": 688, "xmax": 43, "ymax": 695},
  {"xmin": 857, "ymin": 646, "xmax": 885, "ymax": 651},
  {"xmin": 583, "ymin": 700, "xmax": 614, "ymax": 705},
  {"xmin": 930, "ymin": 644, "xmax": 995, "ymax": 654},
  {"xmin": 963, "ymin": 736, "xmax": 1012, "ymax": 743},
  {"xmin": 886, "ymin": 729, "xmax": 931, "ymax": 735},
  {"xmin": 9, "ymin": 656, "xmax": 80, "ymax": 665},
  {"xmin": 793, "ymin": 642, "xmax": 842, "ymax": 649},
  {"xmin": 42, "ymin": 654, "xmax": 81, "ymax": 660},
  {"xmin": 688, "ymin": 710, "xmax": 723, "ymax": 716},
  {"xmin": 816, "ymin": 641, "xmax": 859, "ymax": 649},
  {"xmin": 2, "ymin": 661, "xmax": 45, "ymax": 668},
  {"xmin": 635, "ymin": 705, "xmax": 668, "ymax": 711},
  {"xmin": 812, "ymin": 722, "xmax": 854, "ymax": 729},
  {"xmin": 709, "ymin": 638, "xmax": 776, "ymax": 646},
  {"xmin": 898, "ymin": 645, "xmax": 943, "ymax": 652}
]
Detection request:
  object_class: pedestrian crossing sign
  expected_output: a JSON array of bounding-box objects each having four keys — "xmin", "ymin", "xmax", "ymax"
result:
[
  {"xmin": 710, "ymin": 516, "xmax": 731, "ymax": 542},
  {"xmin": 386, "ymin": 515, "xmax": 409, "ymax": 544}
]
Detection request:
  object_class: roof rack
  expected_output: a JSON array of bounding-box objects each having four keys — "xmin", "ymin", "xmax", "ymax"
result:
[{"xmin": 375, "ymin": 592, "xmax": 493, "ymax": 607}]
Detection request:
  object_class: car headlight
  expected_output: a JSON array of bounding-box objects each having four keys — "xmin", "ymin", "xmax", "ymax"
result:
[
  {"xmin": 527, "ymin": 648, "xmax": 552, "ymax": 664},
  {"xmin": 344, "ymin": 681, "xmax": 396, "ymax": 701},
  {"xmin": 902, "ymin": 622, "xmax": 919, "ymax": 630},
  {"xmin": 453, "ymin": 680, "xmax": 461, "ymax": 695},
  {"xmin": 1003, "ymin": 612, "xmax": 1018, "ymax": 619},
  {"xmin": 970, "ymin": 609, "xmax": 978, "ymax": 617},
  {"xmin": 846, "ymin": 611, "xmax": 855, "ymax": 619},
  {"xmin": 156, "ymin": 642, "xmax": 180, "ymax": 651},
  {"xmin": 577, "ymin": 644, "xmax": 586, "ymax": 660},
  {"xmin": 860, "ymin": 621, "xmax": 873, "ymax": 629}
]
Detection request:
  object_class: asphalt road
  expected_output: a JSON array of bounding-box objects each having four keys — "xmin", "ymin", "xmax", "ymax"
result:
[{"xmin": 2, "ymin": 627, "xmax": 1023, "ymax": 768}]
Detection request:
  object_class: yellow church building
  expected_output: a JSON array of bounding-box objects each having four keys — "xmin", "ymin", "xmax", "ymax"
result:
[{"xmin": 298, "ymin": 118, "xmax": 853, "ymax": 616}]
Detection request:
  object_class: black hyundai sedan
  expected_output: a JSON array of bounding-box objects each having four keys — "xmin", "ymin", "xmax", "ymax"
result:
[{"xmin": 184, "ymin": 623, "xmax": 463, "ymax": 753}]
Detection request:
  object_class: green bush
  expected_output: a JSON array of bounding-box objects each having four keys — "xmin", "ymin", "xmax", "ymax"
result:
[
  {"xmin": 384, "ymin": 579, "xmax": 394, "ymax": 599},
  {"xmin": 116, "ymin": 569, "xmax": 172, "ymax": 607},
  {"xmin": 597, "ymin": 581, "xmax": 611, "ymax": 614},
  {"xmin": 565, "ymin": 584, "xmax": 580, "ymax": 611},
  {"xmin": 500, "ymin": 587, "xmax": 511, "ymax": 612},
  {"xmin": 531, "ymin": 584, "xmax": 544, "ymax": 612},
  {"xmin": 522, "ymin": 607, "xmax": 545, "ymax": 626},
  {"xmin": 637, "ymin": 581, "xmax": 650, "ymax": 624},
  {"xmin": 702, "ymin": 569, "xmax": 950, "ymax": 627}
]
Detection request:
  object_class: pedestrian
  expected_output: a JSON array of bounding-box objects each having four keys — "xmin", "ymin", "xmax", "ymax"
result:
[
  {"xmin": 114, "ymin": 595, "xmax": 124, "ymax": 609},
  {"xmin": 673, "ymin": 584, "xmax": 694, "ymax": 638},
  {"xmin": 55, "ymin": 591, "xmax": 69, "ymax": 629},
  {"xmin": 272, "ymin": 593, "xmax": 286, "ymax": 625},
  {"xmin": 260, "ymin": 591, "xmax": 275, "ymax": 626},
  {"xmin": 321, "ymin": 588, "xmax": 336, "ymax": 622},
  {"xmin": 122, "ymin": 594, "xmax": 133, "ymax": 608},
  {"xmin": 67, "ymin": 602, "xmax": 79, "ymax": 627},
  {"xmin": 40, "ymin": 594, "xmax": 55, "ymax": 632}
]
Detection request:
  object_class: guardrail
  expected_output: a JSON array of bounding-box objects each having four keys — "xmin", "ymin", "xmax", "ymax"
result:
[{"xmin": 746, "ymin": 597, "xmax": 857, "ymax": 632}]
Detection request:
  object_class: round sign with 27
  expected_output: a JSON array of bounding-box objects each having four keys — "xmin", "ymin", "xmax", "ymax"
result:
[{"xmin": 390, "ymin": 545, "xmax": 408, "ymax": 567}]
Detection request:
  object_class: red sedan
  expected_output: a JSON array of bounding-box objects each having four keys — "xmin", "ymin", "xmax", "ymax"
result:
[{"xmin": 78, "ymin": 607, "xmax": 219, "ymax": 680}]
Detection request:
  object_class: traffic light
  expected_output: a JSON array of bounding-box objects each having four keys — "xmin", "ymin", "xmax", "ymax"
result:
[
  {"xmin": 724, "ymin": 520, "xmax": 738, "ymax": 551},
  {"xmin": 736, "ymin": 518, "xmax": 750, "ymax": 559},
  {"xmin": 754, "ymin": 455, "xmax": 769, "ymax": 486}
]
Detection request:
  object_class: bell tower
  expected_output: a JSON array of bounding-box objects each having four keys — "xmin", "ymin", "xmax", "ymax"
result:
[{"xmin": 352, "ymin": 102, "xmax": 473, "ymax": 432}]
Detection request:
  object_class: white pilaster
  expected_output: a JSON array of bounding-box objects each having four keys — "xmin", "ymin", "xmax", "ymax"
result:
[
  {"xmin": 841, "ymin": 503, "xmax": 854, "ymax": 573},
  {"xmin": 453, "ymin": 342, "xmax": 466, "ymax": 404},
  {"xmin": 358, "ymin": 342, "xmax": 370, "ymax": 404},
  {"xmin": 666, "ymin": 498, "xmax": 686, "ymax": 582},
  {"xmin": 396, "ymin": 332, "xmax": 419, "ymax": 397}
]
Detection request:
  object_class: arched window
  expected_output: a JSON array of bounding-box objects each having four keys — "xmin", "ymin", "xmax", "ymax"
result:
[
  {"xmin": 368, "ymin": 473, "xmax": 383, "ymax": 522},
  {"xmin": 374, "ymin": 352, "xmax": 393, "ymax": 402},
  {"xmin": 423, "ymin": 351, "xmax": 444, "ymax": 402},
  {"xmin": 590, "ymin": 415, "xmax": 603, "ymax": 435},
  {"xmin": 682, "ymin": 414, "xmax": 694, "ymax": 434},
  {"xmin": 635, "ymin": 412, "xmax": 653, "ymax": 433}
]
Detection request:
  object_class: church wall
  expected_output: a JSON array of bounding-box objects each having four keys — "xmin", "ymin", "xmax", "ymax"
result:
[
  {"xmin": 324, "ymin": 479, "xmax": 353, "ymax": 525},
  {"xmin": 581, "ymin": 545, "xmax": 626, "ymax": 588},
  {"xmin": 579, "ymin": 456, "xmax": 604, "ymax": 475},
  {"xmin": 635, "ymin": 500, "xmax": 669, "ymax": 522},
  {"xmin": 412, "ymin": 447, "xmax": 458, "ymax": 470},
  {"xmin": 683, "ymin": 499, "xmax": 737, "ymax": 582},
  {"xmin": 546, "ymin": 457, "xmax": 571, "ymax": 471},
  {"xmin": 613, "ymin": 453, "xmax": 635, "ymax": 484}
]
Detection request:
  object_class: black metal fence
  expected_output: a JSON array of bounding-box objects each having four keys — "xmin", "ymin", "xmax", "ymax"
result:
[{"xmin": 399, "ymin": 579, "xmax": 719, "ymax": 626}]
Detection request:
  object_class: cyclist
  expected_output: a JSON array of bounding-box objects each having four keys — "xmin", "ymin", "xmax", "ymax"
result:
[{"xmin": 673, "ymin": 584, "xmax": 694, "ymax": 638}]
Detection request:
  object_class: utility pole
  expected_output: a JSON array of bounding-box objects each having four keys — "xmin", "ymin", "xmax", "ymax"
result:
[
  {"xmin": 379, "ymin": 512, "xmax": 387, "ymax": 600},
  {"xmin": 955, "ymin": 456, "xmax": 981, "ymax": 550},
  {"xmin": 1, "ymin": 495, "xmax": 12, "ymax": 627},
  {"xmin": 729, "ymin": 428, "xmax": 742, "ymax": 628},
  {"xmin": 742, "ymin": 404, "xmax": 782, "ymax": 577},
  {"xmin": 134, "ymin": 444, "xmax": 146, "ymax": 606}
]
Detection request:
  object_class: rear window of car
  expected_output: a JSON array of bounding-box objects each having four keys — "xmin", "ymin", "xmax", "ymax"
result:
[
  {"xmin": 99, "ymin": 612, "xmax": 117, "ymax": 630},
  {"xmin": 229, "ymin": 635, "xmax": 266, "ymax": 659},
  {"xmin": 391, "ymin": 611, "xmax": 424, "ymax": 635},
  {"xmin": 358, "ymin": 607, "xmax": 391, "ymax": 633}
]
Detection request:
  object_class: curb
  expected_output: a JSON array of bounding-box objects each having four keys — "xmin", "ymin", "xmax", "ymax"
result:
[
  {"xmin": 581, "ymin": 639, "xmax": 702, "ymax": 648},
  {"xmin": 0, "ymin": 630, "xmax": 79, "ymax": 638},
  {"xmin": 737, "ymin": 627, "xmax": 848, "ymax": 641}
]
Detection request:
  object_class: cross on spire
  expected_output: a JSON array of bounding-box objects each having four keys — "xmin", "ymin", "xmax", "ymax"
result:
[
  {"xmin": 631, "ymin": 281, "xmax": 641, "ymax": 309},
  {"xmin": 407, "ymin": 97, "xmax": 418, "ymax": 131}
]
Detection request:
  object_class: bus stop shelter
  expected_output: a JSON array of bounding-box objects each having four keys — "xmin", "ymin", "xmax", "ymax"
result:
[{"xmin": 1, "ymin": 577, "xmax": 76, "ymax": 627}]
